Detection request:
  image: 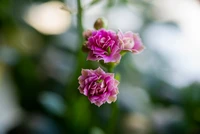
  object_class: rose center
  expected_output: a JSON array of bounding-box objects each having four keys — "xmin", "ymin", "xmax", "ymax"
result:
[
  {"xmin": 124, "ymin": 38, "xmax": 134, "ymax": 49},
  {"xmin": 100, "ymin": 37, "xmax": 106, "ymax": 43},
  {"xmin": 96, "ymin": 79, "xmax": 103, "ymax": 83}
]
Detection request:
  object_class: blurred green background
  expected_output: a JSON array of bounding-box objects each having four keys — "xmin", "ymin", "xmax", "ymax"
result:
[{"xmin": 0, "ymin": 0, "xmax": 200, "ymax": 134}]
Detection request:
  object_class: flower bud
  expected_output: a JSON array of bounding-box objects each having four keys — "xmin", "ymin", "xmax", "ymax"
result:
[
  {"xmin": 83, "ymin": 29, "xmax": 93, "ymax": 40},
  {"xmin": 82, "ymin": 42, "xmax": 90, "ymax": 52},
  {"xmin": 94, "ymin": 18, "xmax": 108, "ymax": 30}
]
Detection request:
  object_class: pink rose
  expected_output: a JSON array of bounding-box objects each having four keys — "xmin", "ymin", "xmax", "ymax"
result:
[
  {"xmin": 118, "ymin": 30, "xmax": 145, "ymax": 54},
  {"xmin": 86, "ymin": 29, "xmax": 121, "ymax": 63},
  {"xmin": 78, "ymin": 67, "xmax": 119, "ymax": 107}
]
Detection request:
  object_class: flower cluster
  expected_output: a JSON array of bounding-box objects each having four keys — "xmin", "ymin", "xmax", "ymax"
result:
[
  {"xmin": 78, "ymin": 18, "xmax": 144, "ymax": 107},
  {"xmin": 83, "ymin": 29, "xmax": 144, "ymax": 63}
]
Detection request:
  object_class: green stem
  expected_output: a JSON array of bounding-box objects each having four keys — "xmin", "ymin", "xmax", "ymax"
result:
[
  {"xmin": 106, "ymin": 68, "xmax": 119, "ymax": 134},
  {"xmin": 77, "ymin": 0, "xmax": 84, "ymax": 46},
  {"xmin": 107, "ymin": 67, "xmax": 113, "ymax": 73},
  {"xmin": 65, "ymin": 0, "xmax": 86, "ymax": 132},
  {"xmin": 76, "ymin": 0, "xmax": 85, "ymax": 71},
  {"xmin": 77, "ymin": 2, "xmax": 84, "ymax": 73},
  {"xmin": 65, "ymin": 0, "xmax": 85, "ymax": 103},
  {"xmin": 107, "ymin": 102, "xmax": 119, "ymax": 134}
]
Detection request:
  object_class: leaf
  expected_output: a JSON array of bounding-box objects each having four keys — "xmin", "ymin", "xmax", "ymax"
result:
[{"xmin": 115, "ymin": 72, "xmax": 121, "ymax": 81}]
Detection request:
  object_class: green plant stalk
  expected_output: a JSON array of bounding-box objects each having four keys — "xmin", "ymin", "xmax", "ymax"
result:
[
  {"xmin": 65, "ymin": 0, "xmax": 88, "ymax": 132},
  {"xmin": 65, "ymin": 0, "xmax": 86, "ymax": 124},
  {"xmin": 106, "ymin": 66, "xmax": 119, "ymax": 134},
  {"xmin": 107, "ymin": 102, "xmax": 119, "ymax": 134},
  {"xmin": 76, "ymin": 0, "xmax": 86, "ymax": 74},
  {"xmin": 77, "ymin": 0, "xmax": 84, "ymax": 45},
  {"xmin": 65, "ymin": 0, "xmax": 85, "ymax": 100}
]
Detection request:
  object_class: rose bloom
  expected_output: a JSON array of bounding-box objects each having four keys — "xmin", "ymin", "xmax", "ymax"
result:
[
  {"xmin": 86, "ymin": 29, "xmax": 121, "ymax": 63},
  {"xmin": 78, "ymin": 67, "xmax": 119, "ymax": 107},
  {"xmin": 118, "ymin": 30, "xmax": 145, "ymax": 54}
]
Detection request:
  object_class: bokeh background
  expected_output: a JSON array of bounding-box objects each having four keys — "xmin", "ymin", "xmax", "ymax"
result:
[{"xmin": 0, "ymin": 0, "xmax": 200, "ymax": 134}]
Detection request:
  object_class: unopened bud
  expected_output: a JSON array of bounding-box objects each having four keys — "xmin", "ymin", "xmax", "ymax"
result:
[
  {"xmin": 94, "ymin": 18, "xmax": 107, "ymax": 30},
  {"xmin": 82, "ymin": 42, "xmax": 90, "ymax": 52},
  {"xmin": 83, "ymin": 29, "xmax": 93, "ymax": 40}
]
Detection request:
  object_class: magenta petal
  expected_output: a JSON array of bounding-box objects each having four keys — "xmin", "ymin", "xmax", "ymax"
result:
[
  {"xmin": 78, "ymin": 67, "xmax": 119, "ymax": 107},
  {"xmin": 86, "ymin": 29, "xmax": 121, "ymax": 63},
  {"xmin": 132, "ymin": 34, "xmax": 145, "ymax": 54},
  {"xmin": 118, "ymin": 30, "xmax": 145, "ymax": 54},
  {"xmin": 87, "ymin": 51, "xmax": 101, "ymax": 61}
]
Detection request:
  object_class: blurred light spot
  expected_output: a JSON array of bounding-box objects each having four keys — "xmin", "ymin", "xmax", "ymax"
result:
[
  {"xmin": 107, "ymin": 6, "xmax": 143, "ymax": 31},
  {"xmin": 57, "ymin": 30, "xmax": 79, "ymax": 51},
  {"xmin": 119, "ymin": 85, "xmax": 151, "ymax": 113},
  {"xmin": 122, "ymin": 113, "xmax": 151, "ymax": 134},
  {"xmin": 42, "ymin": 47, "xmax": 75, "ymax": 84},
  {"xmin": 83, "ymin": 0, "xmax": 106, "ymax": 29},
  {"xmin": 40, "ymin": 92, "xmax": 65, "ymax": 115},
  {"xmin": 90, "ymin": 127, "xmax": 105, "ymax": 134},
  {"xmin": 0, "ymin": 46, "xmax": 19, "ymax": 65},
  {"xmin": 150, "ymin": 0, "xmax": 200, "ymax": 87},
  {"xmin": 83, "ymin": 2, "xmax": 143, "ymax": 31},
  {"xmin": 152, "ymin": 106, "xmax": 184, "ymax": 133},
  {"xmin": 28, "ymin": 114, "xmax": 60, "ymax": 134},
  {"xmin": 24, "ymin": 1, "xmax": 71, "ymax": 35},
  {"xmin": 0, "ymin": 68, "xmax": 22, "ymax": 133}
]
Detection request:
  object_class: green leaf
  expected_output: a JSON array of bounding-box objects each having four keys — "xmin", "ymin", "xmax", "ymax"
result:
[
  {"xmin": 107, "ymin": 47, "xmax": 111, "ymax": 55},
  {"xmin": 115, "ymin": 73, "xmax": 121, "ymax": 81}
]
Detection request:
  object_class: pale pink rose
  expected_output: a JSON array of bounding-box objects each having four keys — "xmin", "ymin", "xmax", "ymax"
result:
[
  {"xmin": 78, "ymin": 67, "xmax": 119, "ymax": 107},
  {"xmin": 118, "ymin": 30, "xmax": 145, "ymax": 54}
]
